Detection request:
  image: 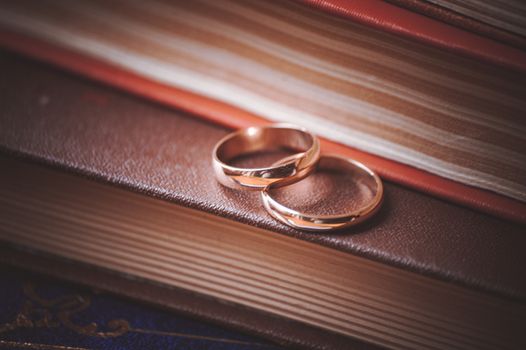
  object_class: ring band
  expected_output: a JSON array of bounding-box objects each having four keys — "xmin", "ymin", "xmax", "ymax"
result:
[
  {"xmin": 261, "ymin": 155, "xmax": 383, "ymax": 231},
  {"xmin": 212, "ymin": 124, "xmax": 320, "ymax": 190}
]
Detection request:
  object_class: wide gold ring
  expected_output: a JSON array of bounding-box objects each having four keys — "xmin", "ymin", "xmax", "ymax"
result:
[
  {"xmin": 212, "ymin": 124, "xmax": 320, "ymax": 190},
  {"xmin": 261, "ymin": 155, "xmax": 383, "ymax": 231}
]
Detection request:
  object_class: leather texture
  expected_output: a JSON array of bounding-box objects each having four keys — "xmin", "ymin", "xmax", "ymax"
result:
[
  {"xmin": 1, "ymin": 31, "xmax": 525, "ymax": 225},
  {"xmin": 298, "ymin": 0, "xmax": 526, "ymax": 72},
  {"xmin": 0, "ymin": 51, "xmax": 525, "ymax": 304}
]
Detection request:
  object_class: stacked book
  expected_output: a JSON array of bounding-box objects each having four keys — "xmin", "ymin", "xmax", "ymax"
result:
[{"xmin": 0, "ymin": 1, "xmax": 525, "ymax": 349}]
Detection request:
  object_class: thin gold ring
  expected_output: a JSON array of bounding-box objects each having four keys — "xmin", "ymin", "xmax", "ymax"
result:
[
  {"xmin": 261, "ymin": 155, "xmax": 383, "ymax": 231},
  {"xmin": 212, "ymin": 124, "xmax": 320, "ymax": 190}
]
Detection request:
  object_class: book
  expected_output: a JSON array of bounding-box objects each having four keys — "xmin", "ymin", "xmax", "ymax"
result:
[
  {"xmin": 1, "ymin": 51, "xmax": 525, "ymax": 350},
  {"xmin": 0, "ymin": 0, "xmax": 525, "ymax": 224},
  {"xmin": 0, "ymin": 264, "xmax": 283, "ymax": 350},
  {"xmin": 385, "ymin": 0, "xmax": 526, "ymax": 50}
]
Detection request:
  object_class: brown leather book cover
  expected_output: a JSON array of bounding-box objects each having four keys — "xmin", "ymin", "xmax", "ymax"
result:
[
  {"xmin": 0, "ymin": 50, "xmax": 525, "ymax": 348},
  {"xmin": 1, "ymin": 49, "xmax": 525, "ymax": 299}
]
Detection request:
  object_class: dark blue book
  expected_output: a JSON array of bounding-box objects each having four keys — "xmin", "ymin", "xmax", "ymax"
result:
[{"xmin": 0, "ymin": 265, "xmax": 283, "ymax": 350}]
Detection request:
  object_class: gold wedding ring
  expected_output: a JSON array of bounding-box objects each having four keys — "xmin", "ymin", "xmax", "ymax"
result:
[
  {"xmin": 212, "ymin": 124, "xmax": 320, "ymax": 190},
  {"xmin": 212, "ymin": 124, "xmax": 383, "ymax": 231},
  {"xmin": 261, "ymin": 155, "xmax": 383, "ymax": 231}
]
